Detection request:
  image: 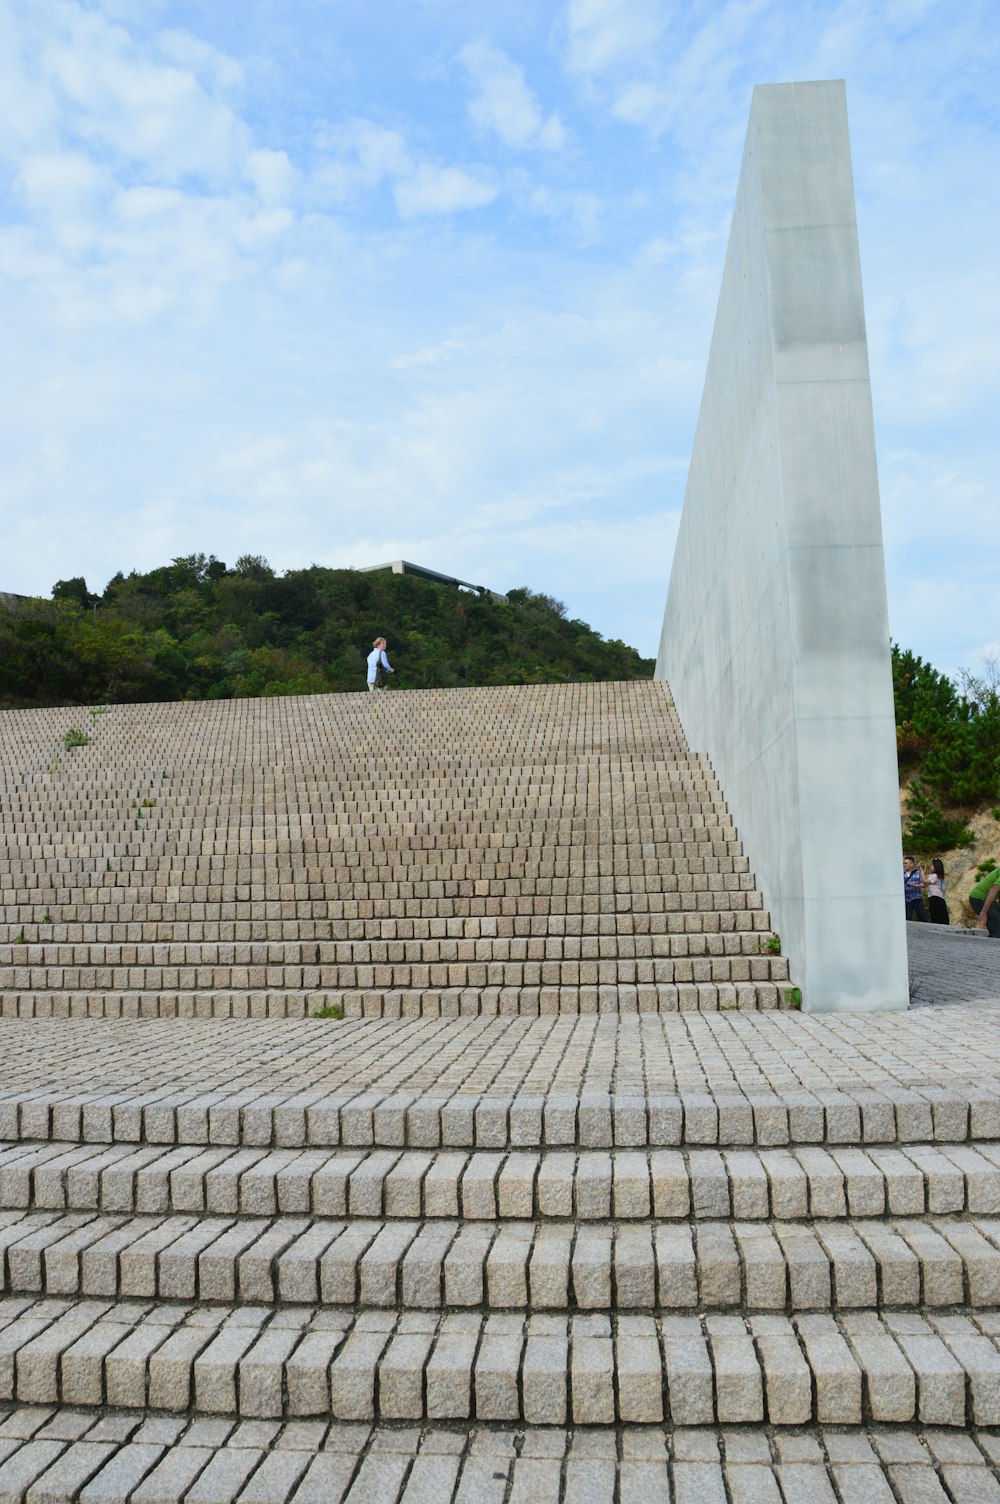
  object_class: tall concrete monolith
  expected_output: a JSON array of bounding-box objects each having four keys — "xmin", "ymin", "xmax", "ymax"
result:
[{"xmin": 656, "ymin": 80, "xmax": 906, "ymax": 1013}]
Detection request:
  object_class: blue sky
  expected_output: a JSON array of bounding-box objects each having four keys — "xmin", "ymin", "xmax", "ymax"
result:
[{"xmin": 1, "ymin": 0, "xmax": 997, "ymax": 676}]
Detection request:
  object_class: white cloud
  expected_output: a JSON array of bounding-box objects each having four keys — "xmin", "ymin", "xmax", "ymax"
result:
[
  {"xmin": 511, "ymin": 177, "xmax": 603, "ymax": 236},
  {"xmin": 16, "ymin": 150, "xmax": 110, "ymax": 252},
  {"xmin": 313, "ymin": 117, "xmax": 410, "ymax": 201},
  {"xmin": 246, "ymin": 147, "xmax": 296, "ymax": 207},
  {"xmin": 312, "ymin": 117, "xmax": 494, "ymax": 221},
  {"xmin": 394, "ymin": 163, "xmax": 497, "ymax": 218},
  {"xmin": 459, "ymin": 40, "xmax": 566, "ymax": 151},
  {"xmin": 36, "ymin": 4, "xmax": 248, "ymax": 183},
  {"xmin": 612, "ymin": 78, "xmax": 672, "ymax": 131},
  {"xmin": 563, "ymin": 0, "xmax": 670, "ymax": 75},
  {"xmin": 156, "ymin": 27, "xmax": 243, "ymax": 91},
  {"xmin": 393, "ymin": 337, "xmax": 469, "ymax": 370}
]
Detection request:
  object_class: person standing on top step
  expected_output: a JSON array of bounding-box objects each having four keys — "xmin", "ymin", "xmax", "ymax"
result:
[
  {"xmin": 903, "ymin": 855, "xmax": 926, "ymax": 921},
  {"xmin": 970, "ymin": 864, "xmax": 1000, "ymax": 937},
  {"xmin": 366, "ymin": 636, "xmax": 394, "ymax": 692},
  {"xmin": 925, "ymin": 858, "xmax": 949, "ymax": 924}
]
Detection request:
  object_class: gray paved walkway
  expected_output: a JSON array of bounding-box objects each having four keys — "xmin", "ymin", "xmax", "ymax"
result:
[{"xmin": 907, "ymin": 922, "xmax": 1000, "ymax": 1008}]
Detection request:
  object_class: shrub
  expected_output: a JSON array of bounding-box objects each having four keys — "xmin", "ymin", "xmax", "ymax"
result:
[{"xmin": 902, "ymin": 783, "xmax": 974, "ymax": 852}]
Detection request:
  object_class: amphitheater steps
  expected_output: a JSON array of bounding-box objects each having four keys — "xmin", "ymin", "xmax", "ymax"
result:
[{"xmin": 1, "ymin": 682, "xmax": 790, "ymax": 1023}]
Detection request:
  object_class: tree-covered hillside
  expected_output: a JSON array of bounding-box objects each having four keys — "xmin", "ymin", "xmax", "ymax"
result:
[
  {"xmin": 893, "ymin": 644, "xmax": 1000, "ymax": 851},
  {"xmin": 0, "ymin": 554, "xmax": 654, "ymax": 708}
]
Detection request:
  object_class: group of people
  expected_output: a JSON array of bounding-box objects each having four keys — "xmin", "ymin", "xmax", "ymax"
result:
[{"xmin": 904, "ymin": 854, "xmax": 1000, "ymax": 937}]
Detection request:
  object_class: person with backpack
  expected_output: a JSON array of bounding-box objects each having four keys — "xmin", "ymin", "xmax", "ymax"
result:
[{"xmin": 366, "ymin": 637, "xmax": 394, "ymax": 691}]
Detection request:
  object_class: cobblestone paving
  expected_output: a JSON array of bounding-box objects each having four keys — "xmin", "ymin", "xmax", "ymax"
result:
[
  {"xmin": 908, "ymin": 923, "xmax": 1000, "ymax": 1008},
  {"xmin": 5, "ymin": 1005, "xmax": 1000, "ymax": 1115},
  {"xmin": 0, "ymin": 1411, "xmax": 1000, "ymax": 1503}
]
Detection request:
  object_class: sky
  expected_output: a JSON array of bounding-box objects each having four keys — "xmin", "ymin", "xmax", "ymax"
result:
[{"xmin": 0, "ymin": 0, "xmax": 997, "ymax": 677}]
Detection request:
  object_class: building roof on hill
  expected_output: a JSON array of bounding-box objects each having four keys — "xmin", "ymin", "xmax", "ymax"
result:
[{"xmin": 359, "ymin": 560, "xmax": 501, "ymax": 598}]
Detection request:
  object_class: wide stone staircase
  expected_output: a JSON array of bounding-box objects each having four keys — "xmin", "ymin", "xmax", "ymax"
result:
[
  {"xmin": 0, "ymin": 684, "xmax": 787, "ymax": 1020},
  {"xmin": 1, "ymin": 682, "xmax": 999, "ymax": 1500}
]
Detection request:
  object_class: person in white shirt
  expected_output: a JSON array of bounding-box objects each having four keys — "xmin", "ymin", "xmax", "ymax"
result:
[
  {"xmin": 366, "ymin": 637, "xmax": 393, "ymax": 691},
  {"xmin": 925, "ymin": 857, "xmax": 949, "ymax": 925}
]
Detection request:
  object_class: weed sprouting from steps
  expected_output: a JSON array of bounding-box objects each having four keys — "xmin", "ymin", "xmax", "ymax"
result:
[
  {"xmin": 783, "ymin": 987, "xmax": 802, "ymax": 1009},
  {"xmin": 13, "ymin": 931, "xmax": 26, "ymax": 945},
  {"xmin": 764, "ymin": 935, "xmax": 781, "ymax": 955},
  {"xmin": 40, "ymin": 913, "xmax": 51, "ymax": 925},
  {"xmin": 141, "ymin": 799, "xmax": 156, "ymax": 808},
  {"xmin": 313, "ymin": 1002, "xmax": 345, "ymax": 1019},
  {"xmin": 46, "ymin": 755, "xmax": 62, "ymax": 775},
  {"xmin": 87, "ymin": 705, "xmax": 108, "ymax": 719},
  {"xmin": 63, "ymin": 728, "xmax": 90, "ymax": 749}
]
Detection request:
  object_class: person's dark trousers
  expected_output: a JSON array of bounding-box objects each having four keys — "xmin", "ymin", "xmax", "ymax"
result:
[
  {"xmin": 971, "ymin": 897, "xmax": 1000, "ymax": 937},
  {"xmin": 905, "ymin": 898, "xmax": 927, "ymax": 922},
  {"xmin": 928, "ymin": 896, "xmax": 950, "ymax": 925}
]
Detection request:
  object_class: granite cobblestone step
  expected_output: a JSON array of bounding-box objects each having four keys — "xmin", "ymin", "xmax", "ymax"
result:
[
  {"xmin": 3, "ymin": 1209, "xmax": 1000, "ymax": 1314},
  {"xmin": 2, "ymin": 874, "xmax": 760, "ymax": 906},
  {"xmin": 0, "ymin": 951, "xmax": 791, "ymax": 993},
  {"xmin": 2, "ymin": 1413, "xmax": 999, "ymax": 1504},
  {"xmin": 7, "ymin": 1089, "xmax": 996, "ymax": 1154},
  {"xmin": 0, "ymin": 912, "xmax": 773, "ymax": 945},
  {"xmin": 1, "ymin": 903, "xmax": 772, "ymax": 936},
  {"xmin": 2, "ymin": 815, "xmax": 743, "ymax": 850},
  {"xmin": 1, "ymin": 824, "xmax": 739, "ymax": 860},
  {"xmin": 3, "ymin": 825, "xmax": 738, "ymax": 861},
  {"xmin": 7, "ymin": 1088, "xmax": 998, "ymax": 1155},
  {"xmin": 3, "ymin": 1140, "xmax": 998, "ymax": 1224},
  {"xmin": 0, "ymin": 979, "xmax": 787, "ymax": 1020},
  {"xmin": 2, "ymin": 1295, "xmax": 1000, "ymax": 1427},
  {"xmin": 0, "ymin": 929, "xmax": 782, "ymax": 963}
]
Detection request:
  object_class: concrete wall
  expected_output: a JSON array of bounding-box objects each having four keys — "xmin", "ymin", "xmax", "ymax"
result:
[{"xmin": 656, "ymin": 81, "xmax": 907, "ymax": 1013}]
